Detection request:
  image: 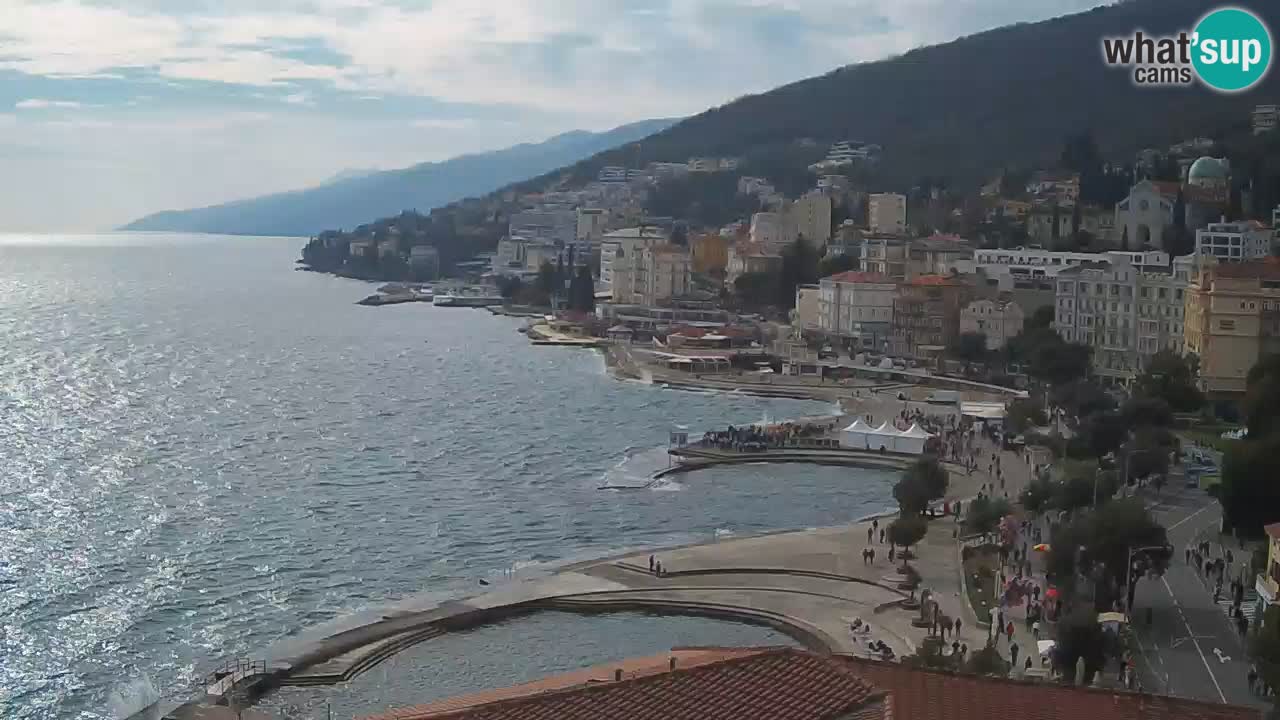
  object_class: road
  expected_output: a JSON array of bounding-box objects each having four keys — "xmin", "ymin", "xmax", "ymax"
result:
[{"xmin": 1129, "ymin": 484, "xmax": 1268, "ymax": 711}]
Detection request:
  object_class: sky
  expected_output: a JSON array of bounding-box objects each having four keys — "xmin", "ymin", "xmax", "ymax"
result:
[{"xmin": 0, "ymin": 0, "xmax": 1107, "ymax": 232}]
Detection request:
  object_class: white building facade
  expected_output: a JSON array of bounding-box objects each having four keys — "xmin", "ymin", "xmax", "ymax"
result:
[
  {"xmin": 816, "ymin": 271, "xmax": 898, "ymax": 351},
  {"xmin": 1195, "ymin": 221, "xmax": 1272, "ymax": 262},
  {"xmin": 1115, "ymin": 180, "xmax": 1176, "ymax": 250}
]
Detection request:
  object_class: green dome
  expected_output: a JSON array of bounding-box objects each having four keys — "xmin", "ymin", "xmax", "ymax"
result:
[{"xmin": 1188, "ymin": 156, "xmax": 1229, "ymax": 184}]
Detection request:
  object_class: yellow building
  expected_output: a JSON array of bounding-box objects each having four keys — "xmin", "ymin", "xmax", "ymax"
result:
[
  {"xmin": 690, "ymin": 233, "xmax": 729, "ymax": 275},
  {"xmin": 1184, "ymin": 258, "xmax": 1280, "ymax": 394},
  {"xmin": 1256, "ymin": 523, "xmax": 1280, "ymax": 626}
]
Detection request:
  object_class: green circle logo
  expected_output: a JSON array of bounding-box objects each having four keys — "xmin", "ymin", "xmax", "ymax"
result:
[{"xmin": 1192, "ymin": 7, "xmax": 1272, "ymax": 92}]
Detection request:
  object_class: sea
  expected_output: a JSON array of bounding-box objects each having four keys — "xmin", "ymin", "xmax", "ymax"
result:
[{"xmin": 0, "ymin": 233, "xmax": 897, "ymax": 719}]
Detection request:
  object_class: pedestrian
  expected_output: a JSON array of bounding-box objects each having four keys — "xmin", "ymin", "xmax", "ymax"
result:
[
  {"xmin": 1024, "ymin": 656, "xmax": 1033, "ymax": 672},
  {"xmin": 867, "ymin": 526, "xmax": 873, "ymax": 543},
  {"xmin": 869, "ymin": 548, "xmax": 876, "ymax": 564},
  {"xmin": 953, "ymin": 640, "xmax": 961, "ymax": 657},
  {"xmin": 1249, "ymin": 668, "xmax": 1259, "ymax": 695},
  {"xmin": 997, "ymin": 609, "xmax": 1004, "ymax": 632},
  {"xmin": 1032, "ymin": 620, "xmax": 1041, "ymax": 640},
  {"xmin": 873, "ymin": 518, "xmax": 879, "ymax": 533},
  {"xmin": 954, "ymin": 617, "xmax": 962, "ymax": 636},
  {"xmin": 889, "ymin": 545, "xmax": 896, "ymax": 562},
  {"xmin": 1185, "ymin": 547, "xmax": 1191, "ymax": 565},
  {"xmin": 655, "ymin": 560, "xmax": 663, "ymax": 577},
  {"xmin": 880, "ymin": 528, "xmax": 886, "ymax": 544},
  {"xmin": 649, "ymin": 554, "xmax": 655, "ymax": 573},
  {"xmin": 1005, "ymin": 621, "xmax": 1014, "ymax": 644},
  {"xmin": 1010, "ymin": 641, "xmax": 1019, "ymax": 667}
]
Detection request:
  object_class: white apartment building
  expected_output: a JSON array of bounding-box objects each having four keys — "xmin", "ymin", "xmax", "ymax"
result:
[
  {"xmin": 868, "ymin": 193, "xmax": 907, "ymax": 236},
  {"xmin": 972, "ymin": 247, "xmax": 1173, "ymax": 282},
  {"xmin": 860, "ymin": 235, "xmax": 908, "ymax": 280},
  {"xmin": 492, "ymin": 238, "xmax": 525, "ymax": 275},
  {"xmin": 816, "ymin": 270, "xmax": 898, "ymax": 351},
  {"xmin": 599, "ymin": 226, "xmax": 668, "ymax": 295},
  {"xmin": 786, "ymin": 194, "xmax": 833, "ymax": 248},
  {"xmin": 750, "ymin": 212, "xmax": 786, "ymax": 250},
  {"xmin": 630, "ymin": 245, "xmax": 692, "ymax": 305},
  {"xmin": 1196, "ymin": 220, "xmax": 1272, "ymax": 262},
  {"xmin": 1054, "ymin": 257, "xmax": 1187, "ymax": 380}
]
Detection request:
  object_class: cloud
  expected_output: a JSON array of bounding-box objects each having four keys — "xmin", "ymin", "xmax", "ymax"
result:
[
  {"xmin": 15, "ymin": 99, "xmax": 84, "ymax": 110},
  {"xmin": 282, "ymin": 92, "xmax": 311, "ymax": 105},
  {"xmin": 0, "ymin": 0, "xmax": 1108, "ymax": 119}
]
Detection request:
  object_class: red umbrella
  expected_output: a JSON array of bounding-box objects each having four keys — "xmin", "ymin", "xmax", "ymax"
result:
[{"xmin": 1045, "ymin": 587, "xmax": 1060, "ymax": 599}]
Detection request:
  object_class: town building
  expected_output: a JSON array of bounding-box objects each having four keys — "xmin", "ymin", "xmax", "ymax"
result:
[
  {"xmin": 725, "ymin": 243, "xmax": 782, "ymax": 284},
  {"xmin": 868, "ymin": 193, "xmax": 907, "ymax": 236},
  {"xmin": 690, "ymin": 233, "xmax": 729, "ymax": 275},
  {"xmin": 972, "ymin": 247, "xmax": 1174, "ymax": 286},
  {"xmin": 960, "ymin": 299, "xmax": 1025, "ymax": 350},
  {"xmin": 859, "ymin": 234, "xmax": 908, "ymax": 280},
  {"xmin": 522, "ymin": 241, "xmax": 559, "ymax": 272},
  {"xmin": 1195, "ymin": 220, "xmax": 1272, "ymax": 263},
  {"xmin": 629, "ymin": 245, "xmax": 692, "ymax": 305},
  {"xmin": 1114, "ymin": 180, "xmax": 1177, "ymax": 250},
  {"xmin": 599, "ymin": 226, "xmax": 668, "ymax": 295},
  {"xmin": 816, "ymin": 271, "xmax": 898, "ymax": 351},
  {"xmin": 1184, "ymin": 258, "xmax": 1280, "ymax": 395},
  {"xmin": 407, "ymin": 245, "xmax": 440, "ymax": 278},
  {"xmin": 891, "ymin": 275, "xmax": 972, "ymax": 357},
  {"xmin": 1054, "ymin": 256, "xmax": 1187, "ymax": 381},
  {"xmin": 908, "ymin": 234, "xmax": 973, "ymax": 277},
  {"xmin": 647, "ymin": 161, "xmax": 690, "ymax": 178},
  {"xmin": 349, "ymin": 238, "xmax": 375, "ymax": 258},
  {"xmin": 1256, "ymin": 522, "xmax": 1280, "ymax": 627},
  {"xmin": 793, "ymin": 284, "xmax": 821, "ymax": 331},
  {"xmin": 785, "ymin": 193, "xmax": 833, "ymax": 248},
  {"xmin": 1183, "ymin": 156, "xmax": 1232, "ymax": 231},
  {"xmin": 749, "ymin": 212, "xmax": 786, "ymax": 250},
  {"xmin": 1025, "ymin": 204, "xmax": 1074, "ymax": 246},
  {"xmin": 1026, "ymin": 171, "xmax": 1080, "ymax": 204},
  {"xmin": 826, "ymin": 221, "xmax": 862, "ymax": 258},
  {"xmin": 576, "ymin": 208, "xmax": 610, "ymax": 245},
  {"xmin": 1254, "ymin": 104, "xmax": 1280, "ymax": 135}
]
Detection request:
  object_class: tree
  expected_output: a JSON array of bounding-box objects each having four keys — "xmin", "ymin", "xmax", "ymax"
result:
[
  {"xmin": 1069, "ymin": 411, "xmax": 1127, "ymax": 459},
  {"xmin": 817, "ymin": 253, "xmax": 857, "ymax": 278},
  {"xmin": 536, "ymin": 261, "xmax": 558, "ymax": 298},
  {"xmin": 965, "ymin": 496, "xmax": 1012, "ymax": 536},
  {"xmin": 1133, "ymin": 350, "xmax": 1203, "ymax": 412},
  {"xmin": 568, "ymin": 265, "xmax": 596, "ymax": 312},
  {"xmin": 1028, "ymin": 305, "xmax": 1055, "ymax": 330},
  {"xmin": 776, "ymin": 236, "xmax": 820, "ymax": 308},
  {"xmin": 1121, "ymin": 397, "xmax": 1173, "ymax": 429},
  {"xmin": 1019, "ymin": 476, "xmax": 1055, "ymax": 515},
  {"xmin": 893, "ymin": 474, "xmax": 931, "ymax": 516},
  {"xmin": 733, "ymin": 271, "xmax": 778, "ymax": 310},
  {"xmin": 962, "ymin": 641, "xmax": 1011, "ymax": 677},
  {"xmin": 1005, "ymin": 397, "xmax": 1048, "ymax": 435},
  {"xmin": 1050, "ymin": 461, "xmax": 1117, "ymax": 513},
  {"xmin": 953, "ymin": 332, "xmax": 989, "ymax": 363},
  {"xmin": 1046, "ymin": 498, "xmax": 1170, "ymax": 611},
  {"xmin": 904, "ymin": 457, "xmax": 948, "ymax": 505},
  {"xmin": 888, "ymin": 515, "xmax": 929, "ymax": 559},
  {"xmin": 1251, "ymin": 605, "xmax": 1280, "ymax": 695},
  {"xmin": 1053, "ymin": 609, "xmax": 1108, "ymax": 684},
  {"xmin": 1245, "ymin": 354, "xmax": 1280, "ymax": 438},
  {"xmin": 1050, "ymin": 379, "xmax": 1114, "ymax": 420},
  {"xmin": 1221, "ymin": 430, "xmax": 1280, "ymax": 537}
]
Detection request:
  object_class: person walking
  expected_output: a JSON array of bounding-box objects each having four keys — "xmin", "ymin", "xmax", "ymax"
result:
[
  {"xmin": 1248, "ymin": 667, "xmax": 1259, "ymax": 695},
  {"xmin": 954, "ymin": 617, "xmax": 962, "ymax": 637},
  {"xmin": 880, "ymin": 528, "xmax": 886, "ymax": 544},
  {"xmin": 649, "ymin": 555, "xmax": 655, "ymax": 573},
  {"xmin": 1005, "ymin": 621, "xmax": 1014, "ymax": 645},
  {"xmin": 1032, "ymin": 620, "xmax": 1041, "ymax": 640},
  {"xmin": 1010, "ymin": 641, "xmax": 1019, "ymax": 667},
  {"xmin": 867, "ymin": 526, "xmax": 874, "ymax": 543}
]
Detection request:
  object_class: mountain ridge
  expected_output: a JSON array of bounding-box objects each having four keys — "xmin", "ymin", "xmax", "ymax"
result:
[{"xmin": 120, "ymin": 118, "xmax": 679, "ymax": 237}]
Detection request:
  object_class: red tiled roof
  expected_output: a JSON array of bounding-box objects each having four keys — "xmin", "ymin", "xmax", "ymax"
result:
[
  {"xmin": 844, "ymin": 656, "xmax": 1259, "ymax": 720},
  {"xmin": 1150, "ymin": 180, "xmax": 1182, "ymax": 198},
  {"xmin": 910, "ymin": 274, "xmax": 962, "ymax": 286},
  {"xmin": 1265, "ymin": 522, "xmax": 1280, "ymax": 541},
  {"xmin": 363, "ymin": 649, "xmax": 767, "ymax": 720},
  {"xmin": 1212, "ymin": 258, "xmax": 1280, "ymax": 281},
  {"xmin": 372, "ymin": 648, "xmax": 886, "ymax": 720},
  {"xmin": 826, "ymin": 270, "xmax": 892, "ymax": 284}
]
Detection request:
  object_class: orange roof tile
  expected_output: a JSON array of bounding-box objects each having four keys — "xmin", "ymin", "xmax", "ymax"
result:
[
  {"xmin": 910, "ymin": 274, "xmax": 962, "ymax": 286},
  {"xmin": 1212, "ymin": 260, "xmax": 1280, "ymax": 281},
  {"xmin": 844, "ymin": 655, "xmax": 1259, "ymax": 720},
  {"xmin": 364, "ymin": 648, "xmax": 885, "ymax": 720},
  {"xmin": 362, "ymin": 649, "xmax": 767, "ymax": 720}
]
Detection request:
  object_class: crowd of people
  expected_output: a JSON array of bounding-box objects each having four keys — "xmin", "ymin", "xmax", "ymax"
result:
[{"xmin": 696, "ymin": 420, "xmax": 836, "ymax": 452}]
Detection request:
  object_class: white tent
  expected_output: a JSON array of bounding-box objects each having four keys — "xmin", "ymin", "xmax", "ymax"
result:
[
  {"xmin": 840, "ymin": 419, "xmax": 874, "ymax": 449},
  {"xmin": 862, "ymin": 422, "xmax": 899, "ymax": 452},
  {"xmin": 893, "ymin": 423, "xmax": 933, "ymax": 455}
]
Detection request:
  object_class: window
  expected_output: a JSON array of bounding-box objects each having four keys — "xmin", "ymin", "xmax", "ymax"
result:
[{"xmin": 1221, "ymin": 319, "xmax": 1236, "ymax": 330}]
